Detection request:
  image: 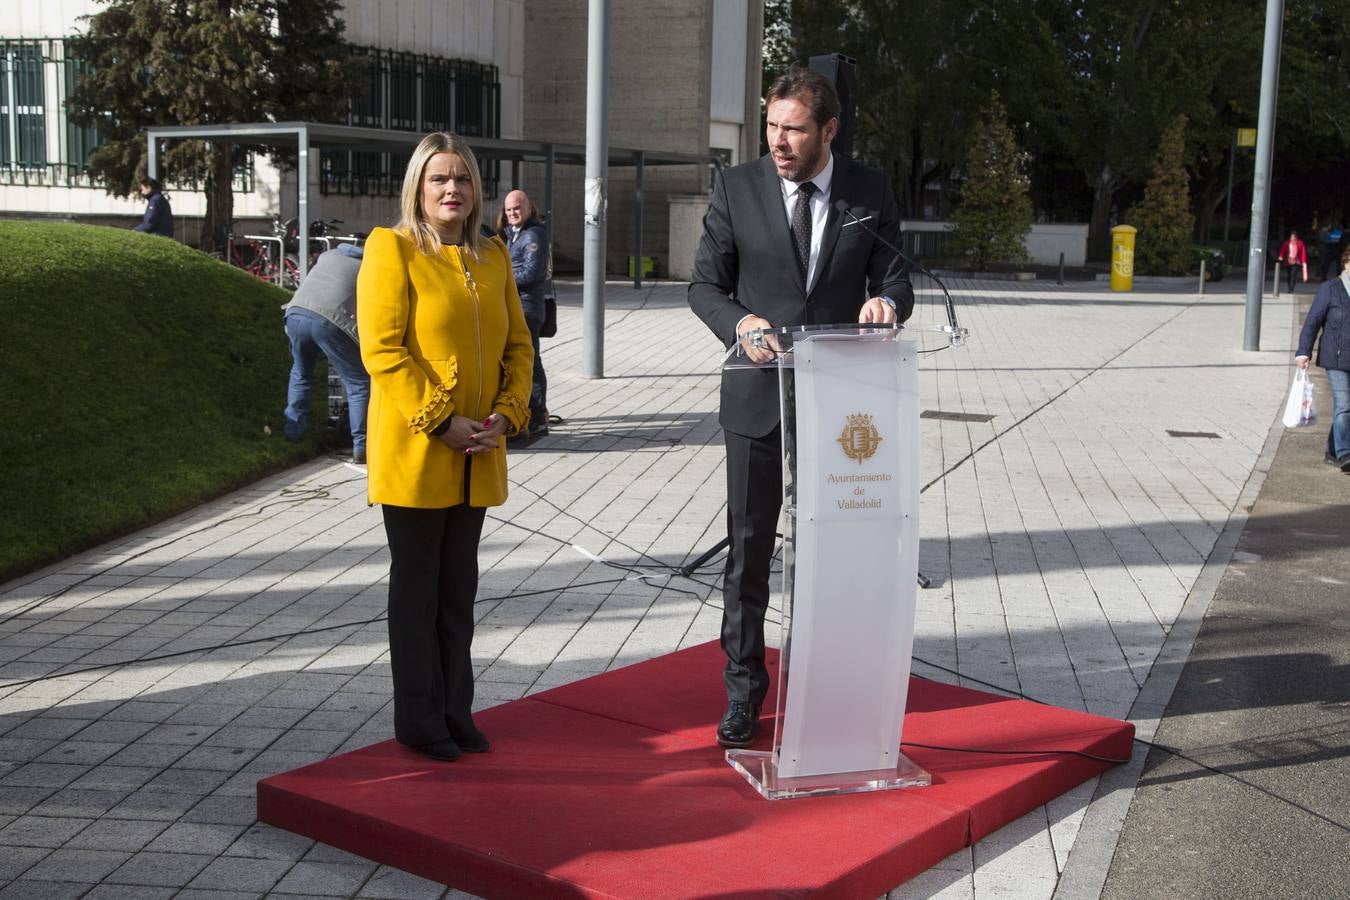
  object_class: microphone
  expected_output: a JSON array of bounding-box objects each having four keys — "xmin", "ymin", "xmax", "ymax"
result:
[{"xmin": 835, "ymin": 200, "xmax": 964, "ymax": 343}]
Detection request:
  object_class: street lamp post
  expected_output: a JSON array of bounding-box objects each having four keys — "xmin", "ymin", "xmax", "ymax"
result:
[{"xmin": 1244, "ymin": 0, "xmax": 1285, "ymax": 352}]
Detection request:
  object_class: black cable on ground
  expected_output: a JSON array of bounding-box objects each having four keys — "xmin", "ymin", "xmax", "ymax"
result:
[{"xmin": 918, "ymin": 297, "xmax": 1201, "ymax": 495}]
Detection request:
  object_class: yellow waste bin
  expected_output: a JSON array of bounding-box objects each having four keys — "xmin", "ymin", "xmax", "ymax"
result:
[{"xmin": 1110, "ymin": 225, "xmax": 1136, "ymax": 292}]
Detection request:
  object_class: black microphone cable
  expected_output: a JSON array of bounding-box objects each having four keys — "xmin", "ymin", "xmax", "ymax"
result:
[{"xmin": 835, "ymin": 200, "xmax": 965, "ymax": 353}]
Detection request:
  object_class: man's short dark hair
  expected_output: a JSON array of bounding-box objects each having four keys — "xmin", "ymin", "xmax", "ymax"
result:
[
  {"xmin": 140, "ymin": 177, "xmax": 161, "ymax": 192},
  {"xmin": 765, "ymin": 67, "xmax": 841, "ymax": 128}
]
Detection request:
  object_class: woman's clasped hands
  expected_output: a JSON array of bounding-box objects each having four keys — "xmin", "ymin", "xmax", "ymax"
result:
[{"xmin": 438, "ymin": 413, "xmax": 508, "ymax": 455}]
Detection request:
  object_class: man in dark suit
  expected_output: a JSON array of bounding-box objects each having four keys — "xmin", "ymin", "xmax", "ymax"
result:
[{"xmin": 689, "ymin": 67, "xmax": 914, "ymax": 749}]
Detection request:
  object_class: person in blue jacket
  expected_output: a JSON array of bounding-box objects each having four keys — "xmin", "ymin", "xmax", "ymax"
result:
[
  {"xmin": 1296, "ymin": 245, "xmax": 1350, "ymax": 470},
  {"xmin": 500, "ymin": 190, "xmax": 551, "ymax": 437},
  {"xmin": 132, "ymin": 177, "xmax": 175, "ymax": 238}
]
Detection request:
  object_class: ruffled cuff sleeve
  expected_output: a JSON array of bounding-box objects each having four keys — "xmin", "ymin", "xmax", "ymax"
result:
[{"xmin": 493, "ymin": 389, "xmax": 530, "ymax": 437}]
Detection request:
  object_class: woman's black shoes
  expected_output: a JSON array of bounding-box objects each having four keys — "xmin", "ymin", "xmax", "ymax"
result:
[
  {"xmin": 404, "ymin": 722, "xmax": 490, "ymax": 761},
  {"xmin": 452, "ymin": 729, "xmax": 490, "ymax": 753},
  {"xmin": 412, "ymin": 738, "xmax": 462, "ymax": 762}
]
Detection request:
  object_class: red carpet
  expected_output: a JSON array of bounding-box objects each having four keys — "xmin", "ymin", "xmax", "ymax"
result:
[{"xmin": 257, "ymin": 642, "xmax": 1133, "ymax": 898}]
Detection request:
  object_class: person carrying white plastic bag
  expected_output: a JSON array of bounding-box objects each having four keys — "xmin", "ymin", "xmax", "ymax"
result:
[{"xmin": 1293, "ymin": 248, "xmax": 1350, "ymax": 470}]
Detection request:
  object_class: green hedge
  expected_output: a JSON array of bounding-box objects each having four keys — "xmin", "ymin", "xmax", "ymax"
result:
[{"xmin": 0, "ymin": 221, "xmax": 329, "ymax": 582}]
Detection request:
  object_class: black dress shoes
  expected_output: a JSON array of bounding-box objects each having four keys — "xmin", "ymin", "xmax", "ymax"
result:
[
  {"xmin": 451, "ymin": 728, "xmax": 490, "ymax": 753},
  {"xmin": 411, "ymin": 738, "xmax": 462, "ymax": 762},
  {"xmin": 445, "ymin": 716, "xmax": 490, "ymax": 753},
  {"xmin": 716, "ymin": 700, "xmax": 761, "ymax": 749}
]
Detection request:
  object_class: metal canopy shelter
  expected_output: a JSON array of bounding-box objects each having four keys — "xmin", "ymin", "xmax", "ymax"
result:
[{"xmin": 144, "ymin": 121, "xmax": 718, "ymax": 283}]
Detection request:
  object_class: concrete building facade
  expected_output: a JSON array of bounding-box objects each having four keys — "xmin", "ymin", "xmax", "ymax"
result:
[{"xmin": 0, "ymin": 0, "xmax": 763, "ymax": 274}]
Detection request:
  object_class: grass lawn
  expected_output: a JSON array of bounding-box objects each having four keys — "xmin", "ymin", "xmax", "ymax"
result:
[{"xmin": 0, "ymin": 220, "xmax": 336, "ymax": 583}]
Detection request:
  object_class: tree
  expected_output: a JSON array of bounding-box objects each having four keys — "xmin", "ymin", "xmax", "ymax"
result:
[
  {"xmin": 948, "ymin": 94, "xmax": 1032, "ymax": 270},
  {"xmin": 67, "ymin": 0, "xmax": 358, "ymax": 252},
  {"xmin": 765, "ymin": 0, "xmax": 1347, "ymax": 246},
  {"xmin": 775, "ymin": 0, "xmax": 988, "ymax": 218},
  {"xmin": 1129, "ymin": 115, "xmax": 1195, "ymax": 275}
]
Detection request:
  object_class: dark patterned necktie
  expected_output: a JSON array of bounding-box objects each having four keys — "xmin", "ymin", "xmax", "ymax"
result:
[{"xmin": 791, "ymin": 181, "xmax": 817, "ymax": 283}]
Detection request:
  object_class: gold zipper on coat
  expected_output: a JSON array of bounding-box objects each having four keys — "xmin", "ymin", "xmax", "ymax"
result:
[{"xmin": 455, "ymin": 246, "xmax": 486, "ymax": 418}]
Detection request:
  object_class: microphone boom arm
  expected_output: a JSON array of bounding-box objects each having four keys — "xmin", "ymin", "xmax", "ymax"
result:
[{"xmin": 840, "ymin": 203, "xmax": 967, "ymax": 346}]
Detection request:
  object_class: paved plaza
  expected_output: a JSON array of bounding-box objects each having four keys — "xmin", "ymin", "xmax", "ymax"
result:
[{"xmin": 0, "ymin": 275, "xmax": 1298, "ymax": 898}]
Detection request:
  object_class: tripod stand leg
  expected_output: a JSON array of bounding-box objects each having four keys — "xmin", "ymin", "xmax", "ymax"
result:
[
  {"xmin": 917, "ymin": 571, "xmax": 932, "ymax": 589},
  {"xmin": 680, "ymin": 536, "xmax": 730, "ymax": 577}
]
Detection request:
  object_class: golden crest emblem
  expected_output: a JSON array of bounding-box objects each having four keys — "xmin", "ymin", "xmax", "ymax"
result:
[{"xmin": 837, "ymin": 413, "xmax": 882, "ymax": 464}]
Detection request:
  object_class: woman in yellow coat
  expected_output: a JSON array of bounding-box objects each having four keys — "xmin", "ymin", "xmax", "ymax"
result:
[{"xmin": 358, "ymin": 132, "xmax": 534, "ymax": 761}]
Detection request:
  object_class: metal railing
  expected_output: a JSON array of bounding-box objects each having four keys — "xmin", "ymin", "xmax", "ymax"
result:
[
  {"xmin": 3, "ymin": 36, "xmax": 498, "ymax": 199},
  {"xmin": 320, "ymin": 46, "xmax": 502, "ymax": 198}
]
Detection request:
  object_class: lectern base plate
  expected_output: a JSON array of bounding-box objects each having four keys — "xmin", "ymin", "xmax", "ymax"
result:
[{"xmin": 725, "ymin": 749, "xmax": 931, "ymax": 800}]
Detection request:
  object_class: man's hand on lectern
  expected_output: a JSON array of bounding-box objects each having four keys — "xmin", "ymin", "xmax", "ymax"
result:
[
  {"xmin": 737, "ymin": 315, "xmax": 778, "ymax": 364},
  {"xmin": 859, "ymin": 296, "xmax": 898, "ymax": 325}
]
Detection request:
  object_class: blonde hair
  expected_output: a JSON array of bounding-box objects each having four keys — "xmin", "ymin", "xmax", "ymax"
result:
[{"xmin": 396, "ymin": 132, "xmax": 487, "ymax": 258}]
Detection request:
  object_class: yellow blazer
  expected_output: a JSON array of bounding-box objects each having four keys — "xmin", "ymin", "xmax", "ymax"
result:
[{"xmin": 357, "ymin": 227, "xmax": 534, "ymax": 508}]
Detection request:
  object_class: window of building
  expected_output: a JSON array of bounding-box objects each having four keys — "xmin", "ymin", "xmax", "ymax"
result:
[
  {"xmin": 0, "ymin": 37, "xmax": 502, "ymax": 197},
  {"xmin": 63, "ymin": 55, "xmax": 99, "ymax": 176},
  {"xmin": 2, "ymin": 41, "xmax": 48, "ymax": 169},
  {"xmin": 320, "ymin": 47, "xmax": 501, "ymax": 199}
]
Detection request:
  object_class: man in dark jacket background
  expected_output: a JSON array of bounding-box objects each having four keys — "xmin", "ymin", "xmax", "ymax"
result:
[
  {"xmin": 132, "ymin": 177, "xmax": 174, "ymax": 238},
  {"xmin": 502, "ymin": 189, "xmax": 551, "ymax": 437}
]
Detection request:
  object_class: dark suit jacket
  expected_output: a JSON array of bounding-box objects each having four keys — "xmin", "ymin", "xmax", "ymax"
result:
[{"xmin": 689, "ymin": 152, "xmax": 913, "ymax": 438}]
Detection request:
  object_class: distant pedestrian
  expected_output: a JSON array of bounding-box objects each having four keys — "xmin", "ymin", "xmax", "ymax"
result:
[
  {"xmin": 500, "ymin": 189, "xmax": 552, "ymax": 437},
  {"xmin": 1318, "ymin": 221, "xmax": 1344, "ymax": 280},
  {"xmin": 132, "ymin": 177, "xmax": 174, "ymax": 238},
  {"xmin": 282, "ymin": 244, "xmax": 370, "ymax": 463},
  {"xmin": 1295, "ymin": 245, "xmax": 1350, "ymax": 470},
  {"xmin": 1279, "ymin": 230, "xmax": 1307, "ymax": 293}
]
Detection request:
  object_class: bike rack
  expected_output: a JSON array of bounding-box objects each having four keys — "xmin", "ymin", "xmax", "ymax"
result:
[{"xmin": 244, "ymin": 234, "xmax": 286, "ymax": 286}]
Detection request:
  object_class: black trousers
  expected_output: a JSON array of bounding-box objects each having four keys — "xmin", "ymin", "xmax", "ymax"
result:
[
  {"xmin": 520, "ymin": 298, "xmax": 549, "ymax": 426},
  {"xmin": 1320, "ymin": 245, "xmax": 1341, "ymax": 280},
  {"xmin": 721, "ymin": 426, "xmax": 783, "ymax": 707},
  {"xmin": 382, "ymin": 501, "xmax": 487, "ymax": 747}
]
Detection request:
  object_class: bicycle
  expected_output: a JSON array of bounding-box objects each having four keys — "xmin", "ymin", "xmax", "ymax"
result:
[
  {"xmin": 302, "ymin": 218, "xmax": 366, "ymax": 268},
  {"xmin": 211, "ymin": 222, "xmax": 270, "ymax": 280},
  {"xmin": 224, "ymin": 218, "xmax": 301, "ymax": 288}
]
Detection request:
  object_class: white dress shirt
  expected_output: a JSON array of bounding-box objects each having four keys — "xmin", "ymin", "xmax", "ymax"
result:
[
  {"xmin": 779, "ymin": 153, "xmax": 834, "ymax": 293},
  {"xmin": 736, "ymin": 154, "xmax": 864, "ymax": 339}
]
